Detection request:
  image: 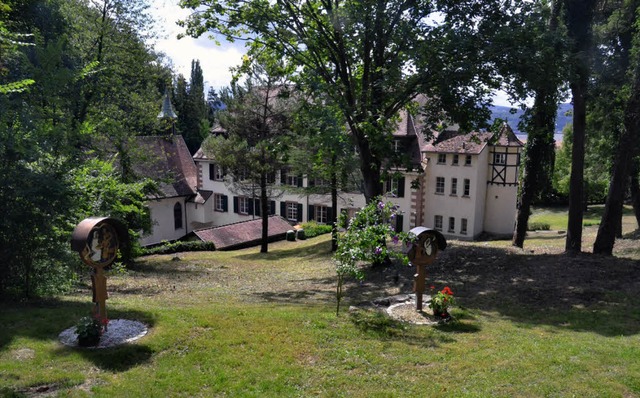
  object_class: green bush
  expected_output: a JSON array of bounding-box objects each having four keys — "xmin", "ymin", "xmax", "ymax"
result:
[
  {"xmin": 527, "ymin": 222, "xmax": 551, "ymax": 231},
  {"xmin": 141, "ymin": 240, "xmax": 215, "ymax": 256},
  {"xmin": 299, "ymin": 221, "xmax": 333, "ymax": 238}
]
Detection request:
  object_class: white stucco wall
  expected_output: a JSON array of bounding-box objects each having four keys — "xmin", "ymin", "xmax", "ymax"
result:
[
  {"xmin": 484, "ymin": 184, "xmax": 518, "ymax": 235},
  {"xmin": 194, "ymin": 159, "xmax": 417, "ymax": 232},
  {"xmin": 423, "ymin": 152, "xmax": 486, "ymax": 240},
  {"xmin": 140, "ymin": 197, "xmax": 188, "ymax": 246}
]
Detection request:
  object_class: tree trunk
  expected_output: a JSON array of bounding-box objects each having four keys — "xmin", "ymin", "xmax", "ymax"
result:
[
  {"xmin": 631, "ymin": 161, "xmax": 640, "ymax": 228},
  {"xmin": 260, "ymin": 174, "xmax": 269, "ymax": 253},
  {"xmin": 331, "ymin": 155, "xmax": 338, "ymax": 252},
  {"xmin": 565, "ymin": 81, "xmax": 586, "ymax": 254},
  {"xmin": 593, "ymin": 74, "xmax": 640, "ymax": 254},
  {"xmin": 357, "ymin": 140, "xmax": 383, "ymax": 203},
  {"xmin": 512, "ymin": 91, "xmax": 557, "ymax": 248},
  {"xmin": 564, "ymin": 0, "xmax": 597, "ymax": 254}
]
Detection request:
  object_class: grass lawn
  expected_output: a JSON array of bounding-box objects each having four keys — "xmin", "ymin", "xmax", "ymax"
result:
[{"xmin": 1, "ymin": 210, "xmax": 639, "ymax": 397}]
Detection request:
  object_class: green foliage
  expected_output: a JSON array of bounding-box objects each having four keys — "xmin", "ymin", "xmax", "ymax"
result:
[
  {"xmin": 429, "ymin": 286, "xmax": 456, "ymax": 318},
  {"xmin": 0, "ymin": 0, "xmax": 171, "ymax": 298},
  {"xmin": 141, "ymin": 240, "xmax": 215, "ymax": 256},
  {"xmin": 527, "ymin": 222, "xmax": 551, "ymax": 231},
  {"xmin": 70, "ymin": 158, "xmax": 155, "ymax": 262},
  {"xmin": 74, "ymin": 315, "xmax": 103, "ymax": 346},
  {"xmin": 174, "ymin": 60, "xmax": 210, "ymax": 154},
  {"xmin": 334, "ymin": 198, "xmax": 414, "ymax": 314},
  {"xmin": 180, "ymin": 0, "xmax": 501, "ymax": 201},
  {"xmin": 299, "ymin": 221, "xmax": 333, "ymax": 238}
]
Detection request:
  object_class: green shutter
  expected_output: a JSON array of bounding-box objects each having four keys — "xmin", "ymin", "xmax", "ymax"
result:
[
  {"xmin": 297, "ymin": 203, "xmax": 303, "ymax": 222},
  {"xmin": 397, "ymin": 177, "xmax": 405, "ymax": 198},
  {"xmin": 308, "ymin": 205, "xmax": 315, "ymax": 221}
]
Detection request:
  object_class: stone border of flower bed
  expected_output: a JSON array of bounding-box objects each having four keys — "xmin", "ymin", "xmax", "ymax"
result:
[{"xmin": 58, "ymin": 319, "xmax": 148, "ymax": 349}]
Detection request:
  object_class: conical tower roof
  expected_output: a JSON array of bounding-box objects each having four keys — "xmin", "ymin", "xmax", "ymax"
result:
[{"xmin": 157, "ymin": 88, "xmax": 178, "ymax": 119}]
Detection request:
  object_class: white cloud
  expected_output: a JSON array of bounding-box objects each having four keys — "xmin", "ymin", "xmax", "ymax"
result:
[{"xmin": 148, "ymin": 0, "xmax": 244, "ymax": 91}]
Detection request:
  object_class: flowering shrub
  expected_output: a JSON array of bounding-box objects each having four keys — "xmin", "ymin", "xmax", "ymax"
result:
[
  {"xmin": 75, "ymin": 310, "xmax": 108, "ymax": 346},
  {"xmin": 429, "ymin": 286, "xmax": 456, "ymax": 318},
  {"xmin": 333, "ymin": 197, "xmax": 415, "ymax": 314}
]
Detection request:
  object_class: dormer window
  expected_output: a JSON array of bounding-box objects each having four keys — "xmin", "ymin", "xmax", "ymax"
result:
[{"xmin": 437, "ymin": 154, "xmax": 447, "ymax": 164}]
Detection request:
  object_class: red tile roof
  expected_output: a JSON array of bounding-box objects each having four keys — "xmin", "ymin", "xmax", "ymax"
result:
[
  {"xmin": 194, "ymin": 216, "xmax": 293, "ymax": 250},
  {"xmin": 424, "ymin": 123, "xmax": 523, "ymax": 154},
  {"xmin": 132, "ymin": 135, "xmax": 198, "ymax": 198}
]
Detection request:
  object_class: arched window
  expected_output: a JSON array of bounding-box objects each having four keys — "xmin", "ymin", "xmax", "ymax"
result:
[{"xmin": 174, "ymin": 202, "xmax": 183, "ymax": 230}]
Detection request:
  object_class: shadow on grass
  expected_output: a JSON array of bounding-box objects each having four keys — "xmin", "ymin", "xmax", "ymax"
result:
[
  {"xmin": 253, "ymin": 276, "xmax": 336, "ymax": 303},
  {"xmin": 339, "ymin": 243, "xmax": 640, "ymax": 337},
  {"xmin": 58, "ymin": 343, "xmax": 155, "ymax": 372},
  {"xmin": 0, "ymin": 299, "xmax": 155, "ymax": 352},
  {"xmin": 234, "ymin": 238, "xmax": 333, "ymax": 262}
]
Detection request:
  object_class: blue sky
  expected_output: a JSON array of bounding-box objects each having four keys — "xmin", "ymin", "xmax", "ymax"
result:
[
  {"xmin": 148, "ymin": 0, "xmax": 245, "ymax": 91},
  {"xmin": 148, "ymin": 0, "xmax": 516, "ymax": 106}
]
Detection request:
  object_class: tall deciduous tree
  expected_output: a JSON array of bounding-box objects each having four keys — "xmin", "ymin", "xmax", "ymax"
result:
[
  {"xmin": 593, "ymin": 0, "xmax": 640, "ymax": 254},
  {"xmin": 497, "ymin": 0, "xmax": 566, "ymax": 248},
  {"xmin": 290, "ymin": 91, "xmax": 359, "ymax": 251},
  {"xmin": 201, "ymin": 61, "xmax": 298, "ymax": 253},
  {"xmin": 564, "ymin": 0, "xmax": 598, "ymax": 254},
  {"xmin": 179, "ymin": 0, "xmax": 499, "ymax": 203}
]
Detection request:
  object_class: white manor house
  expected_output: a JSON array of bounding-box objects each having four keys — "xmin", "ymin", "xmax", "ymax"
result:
[{"xmin": 137, "ymin": 97, "xmax": 523, "ymax": 247}]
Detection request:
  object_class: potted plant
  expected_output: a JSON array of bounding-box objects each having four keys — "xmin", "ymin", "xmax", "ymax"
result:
[
  {"xmin": 75, "ymin": 316, "xmax": 103, "ymax": 347},
  {"xmin": 429, "ymin": 286, "xmax": 456, "ymax": 320}
]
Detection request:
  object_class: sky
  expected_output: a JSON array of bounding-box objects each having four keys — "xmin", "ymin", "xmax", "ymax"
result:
[
  {"xmin": 148, "ymin": 0, "xmax": 517, "ymax": 106},
  {"xmin": 148, "ymin": 0, "xmax": 244, "ymax": 92}
]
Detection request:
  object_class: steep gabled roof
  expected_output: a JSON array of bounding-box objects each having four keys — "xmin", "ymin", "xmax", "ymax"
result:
[
  {"xmin": 132, "ymin": 135, "xmax": 198, "ymax": 198},
  {"xmin": 423, "ymin": 123, "xmax": 523, "ymax": 155},
  {"xmin": 424, "ymin": 131, "xmax": 494, "ymax": 154},
  {"xmin": 492, "ymin": 123, "xmax": 524, "ymax": 147}
]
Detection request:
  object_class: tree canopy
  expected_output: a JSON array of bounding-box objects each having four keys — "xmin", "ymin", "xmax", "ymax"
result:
[{"xmin": 179, "ymin": 0, "xmax": 502, "ymax": 202}]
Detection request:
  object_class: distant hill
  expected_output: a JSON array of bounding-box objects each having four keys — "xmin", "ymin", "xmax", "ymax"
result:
[{"xmin": 489, "ymin": 103, "xmax": 573, "ymax": 135}]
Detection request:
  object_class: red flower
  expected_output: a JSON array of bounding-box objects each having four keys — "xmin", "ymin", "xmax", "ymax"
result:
[{"xmin": 442, "ymin": 286, "xmax": 454, "ymax": 296}]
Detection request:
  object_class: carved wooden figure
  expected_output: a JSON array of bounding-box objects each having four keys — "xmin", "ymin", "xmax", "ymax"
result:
[
  {"xmin": 407, "ymin": 227, "xmax": 447, "ymax": 311},
  {"xmin": 71, "ymin": 217, "xmax": 128, "ymax": 329}
]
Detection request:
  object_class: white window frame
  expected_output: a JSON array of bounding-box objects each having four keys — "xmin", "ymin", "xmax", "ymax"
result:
[
  {"xmin": 315, "ymin": 205, "xmax": 328, "ymax": 224},
  {"xmin": 238, "ymin": 197, "xmax": 250, "ymax": 215},
  {"xmin": 434, "ymin": 215, "xmax": 443, "ymax": 231},
  {"xmin": 437, "ymin": 153, "xmax": 447, "ymax": 164},
  {"xmin": 214, "ymin": 164, "xmax": 224, "ymax": 180},
  {"xmin": 450, "ymin": 178, "xmax": 458, "ymax": 196},
  {"xmin": 460, "ymin": 218, "xmax": 468, "ymax": 235},
  {"xmin": 452, "ymin": 154, "xmax": 459, "ymax": 165},
  {"xmin": 463, "ymin": 179, "xmax": 471, "ymax": 197},
  {"xmin": 435, "ymin": 177, "xmax": 445, "ymax": 194},
  {"xmin": 214, "ymin": 194, "xmax": 225, "ymax": 212},
  {"xmin": 286, "ymin": 202, "xmax": 298, "ymax": 221},
  {"xmin": 494, "ymin": 152, "xmax": 507, "ymax": 165},
  {"xmin": 286, "ymin": 174, "xmax": 299, "ymax": 187},
  {"xmin": 448, "ymin": 217, "xmax": 455, "ymax": 233}
]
